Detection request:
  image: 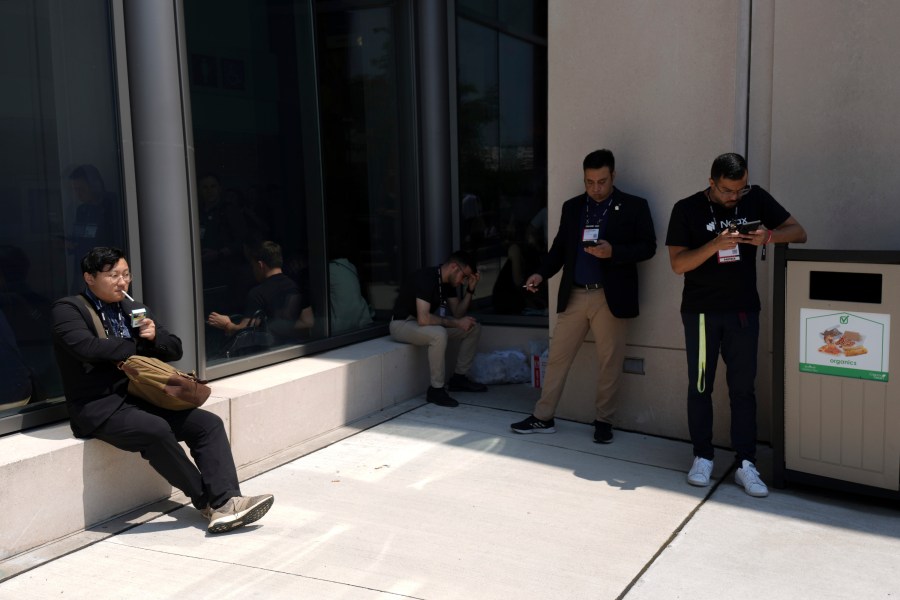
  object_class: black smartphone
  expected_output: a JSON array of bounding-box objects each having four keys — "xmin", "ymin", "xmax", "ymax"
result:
[
  {"xmin": 581, "ymin": 240, "xmax": 598, "ymax": 247},
  {"xmin": 736, "ymin": 220, "xmax": 762, "ymax": 234}
]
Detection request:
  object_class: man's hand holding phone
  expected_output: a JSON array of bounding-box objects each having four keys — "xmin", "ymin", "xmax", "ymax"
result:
[
  {"xmin": 727, "ymin": 220, "xmax": 768, "ymax": 246},
  {"xmin": 584, "ymin": 239, "xmax": 613, "ymax": 258},
  {"xmin": 736, "ymin": 220, "xmax": 762, "ymax": 235}
]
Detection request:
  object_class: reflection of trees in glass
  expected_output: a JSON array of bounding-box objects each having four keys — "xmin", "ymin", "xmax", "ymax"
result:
[
  {"xmin": 457, "ymin": 82, "xmax": 499, "ymax": 252},
  {"xmin": 458, "ymin": 82, "xmax": 499, "ymax": 169},
  {"xmin": 458, "ymin": 80, "xmax": 541, "ymax": 259}
]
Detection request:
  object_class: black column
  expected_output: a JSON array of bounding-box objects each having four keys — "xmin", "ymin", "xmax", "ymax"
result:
[{"xmin": 417, "ymin": 0, "xmax": 453, "ymax": 265}]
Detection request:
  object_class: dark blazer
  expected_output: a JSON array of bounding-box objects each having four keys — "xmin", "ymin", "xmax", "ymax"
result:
[
  {"xmin": 539, "ymin": 187, "xmax": 657, "ymax": 318},
  {"xmin": 51, "ymin": 293, "xmax": 182, "ymax": 437}
]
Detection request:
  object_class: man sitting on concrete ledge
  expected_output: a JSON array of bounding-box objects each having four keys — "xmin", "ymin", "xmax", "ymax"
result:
[
  {"xmin": 390, "ymin": 250, "xmax": 488, "ymax": 407},
  {"xmin": 52, "ymin": 246, "xmax": 274, "ymax": 533}
]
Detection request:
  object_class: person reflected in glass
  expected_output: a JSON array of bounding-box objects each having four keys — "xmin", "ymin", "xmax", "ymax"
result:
[
  {"xmin": 491, "ymin": 216, "xmax": 548, "ymax": 315},
  {"xmin": 66, "ymin": 165, "xmax": 124, "ymax": 292},
  {"xmin": 326, "ymin": 238, "xmax": 374, "ymax": 334},
  {"xmin": 328, "ymin": 263, "xmax": 374, "ymax": 334},
  {"xmin": 198, "ymin": 174, "xmax": 252, "ymax": 314},
  {"xmin": 207, "ymin": 241, "xmax": 314, "ymax": 351}
]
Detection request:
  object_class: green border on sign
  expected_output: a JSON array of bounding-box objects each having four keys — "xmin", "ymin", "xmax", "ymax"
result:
[
  {"xmin": 801, "ymin": 310, "xmax": 889, "ymax": 382},
  {"xmin": 799, "ymin": 362, "xmax": 889, "ymax": 382}
]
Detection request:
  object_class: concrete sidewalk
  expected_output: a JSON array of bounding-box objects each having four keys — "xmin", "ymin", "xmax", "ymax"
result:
[{"xmin": 2, "ymin": 384, "xmax": 899, "ymax": 599}]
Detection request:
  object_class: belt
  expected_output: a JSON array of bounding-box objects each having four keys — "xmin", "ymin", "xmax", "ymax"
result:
[{"xmin": 573, "ymin": 282, "xmax": 603, "ymax": 290}]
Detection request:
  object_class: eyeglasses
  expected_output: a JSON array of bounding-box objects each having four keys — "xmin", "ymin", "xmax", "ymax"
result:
[
  {"xmin": 100, "ymin": 271, "xmax": 132, "ymax": 283},
  {"xmin": 713, "ymin": 183, "xmax": 751, "ymax": 198}
]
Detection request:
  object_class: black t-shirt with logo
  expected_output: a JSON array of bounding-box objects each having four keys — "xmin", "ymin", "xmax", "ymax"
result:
[
  {"xmin": 665, "ymin": 186, "xmax": 790, "ymax": 313},
  {"xmin": 392, "ymin": 266, "xmax": 456, "ymax": 320},
  {"xmin": 245, "ymin": 273, "xmax": 308, "ymax": 320}
]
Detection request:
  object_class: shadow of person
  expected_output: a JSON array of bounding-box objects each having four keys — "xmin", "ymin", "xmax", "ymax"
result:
[{"xmin": 66, "ymin": 165, "xmax": 124, "ymax": 293}]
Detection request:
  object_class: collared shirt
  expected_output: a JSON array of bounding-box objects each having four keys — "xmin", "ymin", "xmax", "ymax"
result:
[
  {"xmin": 84, "ymin": 288, "xmax": 132, "ymax": 339},
  {"xmin": 573, "ymin": 192, "xmax": 613, "ymax": 286}
]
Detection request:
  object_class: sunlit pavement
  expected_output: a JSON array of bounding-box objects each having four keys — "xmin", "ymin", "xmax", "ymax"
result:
[{"xmin": 2, "ymin": 384, "xmax": 899, "ymax": 599}]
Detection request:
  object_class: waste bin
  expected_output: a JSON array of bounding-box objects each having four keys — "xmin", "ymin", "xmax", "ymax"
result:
[{"xmin": 773, "ymin": 246, "xmax": 900, "ymax": 497}]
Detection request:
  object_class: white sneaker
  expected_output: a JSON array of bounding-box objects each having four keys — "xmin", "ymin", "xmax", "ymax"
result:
[
  {"xmin": 687, "ymin": 457, "xmax": 713, "ymax": 487},
  {"xmin": 735, "ymin": 460, "xmax": 769, "ymax": 497},
  {"xmin": 208, "ymin": 494, "xmax": 275, "ymax": 533}
]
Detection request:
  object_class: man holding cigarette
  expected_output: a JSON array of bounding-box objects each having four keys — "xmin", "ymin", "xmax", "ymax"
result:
[
  {"xmin": 511, "ymin": 149, "xmax": 656, "ymax": 442},
  {"xmin": 52, "ymin": 247, "xmax": 274, "ymax": 533}
]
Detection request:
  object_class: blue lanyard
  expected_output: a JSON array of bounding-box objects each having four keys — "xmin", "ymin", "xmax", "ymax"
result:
[{"xmin": 84, "ymin": 289, "xmax": 132, "ymax": 339}]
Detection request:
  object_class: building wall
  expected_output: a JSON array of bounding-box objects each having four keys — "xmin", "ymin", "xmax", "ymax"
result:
[{"xmin": 548, "ymin": 0, "xmax": 900, "ymax": 446}]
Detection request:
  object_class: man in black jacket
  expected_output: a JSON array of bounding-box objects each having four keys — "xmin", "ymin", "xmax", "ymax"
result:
[
  {"xmin": 511, "ymin": 149, "xmax": 656, "ymax": 443},
  {"xmin": 52, "ymin": 247, "xmax": 273, "ymax": 533}
]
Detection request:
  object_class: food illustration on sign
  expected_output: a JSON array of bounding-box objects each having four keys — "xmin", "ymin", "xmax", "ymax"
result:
[{"xmin": 818, "ymin": 327, "xmax": 867, "ymax": 357}]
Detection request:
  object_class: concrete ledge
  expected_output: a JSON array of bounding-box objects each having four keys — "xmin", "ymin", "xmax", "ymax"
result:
[{"xmin": 0, "ymin": 337, "xmax": 430, "ymax": 563}]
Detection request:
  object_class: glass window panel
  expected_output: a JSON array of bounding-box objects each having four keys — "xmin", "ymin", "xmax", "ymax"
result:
[
  {"xmin": 315, "ymin": 3, "xmax": 404, "ymax": 329},
  {"xmin": 457, "ymin": 18, "xmax": 500, "ymax": 259},
  {"xmin": 184, "ymin": 0, "xmax": 327, "ymax": 364},
  {"xmin": 458, "ymin": 0, "xmax": 497, "ymax": 21},
  {"xmin": 456, "ymin": 12, "xmax": 548, "ymax": 317},
  {"xmin": 499, "ymin": 0, "xmax": 541, "ymax": 37},
  {"xmin": 459, "ymin": 0, "xmax": 544, "ymax": 38},
  {"xmin": 0, "ymin": 0, "xmax": 126, "ymax": 425}
]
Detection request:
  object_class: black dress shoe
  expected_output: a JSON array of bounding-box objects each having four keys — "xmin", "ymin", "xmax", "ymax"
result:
[
  {"xmin": 427, "ymin": 386, "xmax": 459, "ymax": 407},
  {"xmin": 593, "ymin": 420, "xmax": 613, "ymax": 444},
  {"xmin": 447, "ymin": 373, "xmax": 488, "ymax": 392}
]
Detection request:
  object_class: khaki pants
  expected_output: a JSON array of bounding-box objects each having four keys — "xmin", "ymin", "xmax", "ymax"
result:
[
  {"xmin": 389, "ymin": 317, "xmax": 481, "ymax": 388},
  {"xmin": 533, "ymin": 288, "xmax": 627, "ymax": 423}
]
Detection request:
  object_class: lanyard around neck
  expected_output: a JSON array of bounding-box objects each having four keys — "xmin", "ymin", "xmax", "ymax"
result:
[
  {"xmin": 585, "ymin": 194, "xmax": 611, "ymax": 226},
  {"xmin": 706, "ymin": 189, "xmax": 738, "ymax": 227}
]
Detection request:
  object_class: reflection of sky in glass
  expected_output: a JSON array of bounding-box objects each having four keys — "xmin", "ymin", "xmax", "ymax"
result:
[
  {"xmin": 457, "ymin": 19, "xmax": 535, "ymax": 148},
  {"xmin": 500, "ymin": 36, "xmax": 534, "ymax": 147},
  {"xmin": 457, "ymin": 20, "xmax": 496, "ymax": 102}
]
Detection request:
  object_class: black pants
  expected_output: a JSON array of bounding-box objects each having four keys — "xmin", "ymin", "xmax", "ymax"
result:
[
  {"xmin": 682, "ymin": 311, "xmax": 759, "ymax": 464},
  {"xmin": 92, "ymin": 398, "xmax": 241, "ymax": 510}
]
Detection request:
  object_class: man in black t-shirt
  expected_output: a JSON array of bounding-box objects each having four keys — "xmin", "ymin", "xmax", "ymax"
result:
[
  {"xmin": 666, "ymin": 152, "xmax": 806, "ymax": 498},
  {"xmin": 390, "ymin": 251, "xmax": 487, "ymax": 407},
  {"xmin": 207, "ymin": 241, "xmax": 313, "ymax": 343}
]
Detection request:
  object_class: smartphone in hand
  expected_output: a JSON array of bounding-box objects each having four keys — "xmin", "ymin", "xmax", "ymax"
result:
[{"xmin": 736, "ymin": 220, "xmax": 762, "ymax": 234}]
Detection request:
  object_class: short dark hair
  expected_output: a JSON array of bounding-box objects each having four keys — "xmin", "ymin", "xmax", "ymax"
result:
[
  {"xmin": 81, "ymin": 247, "xmax": 125, "ymax": 275},
  {"xmin": 447, "ymin": 250, "xmax": 477, "ymax": 273},
  {"xmin": 710, "ymin": 153, "xmax": 747, "ymax": 181},
  {"xmin": 583, "ymin": 149, "xmax": 615, "ymax": 172},
  {"xmin": 251, "ymin": 241, "xmax": 283, "ymax": 268}
]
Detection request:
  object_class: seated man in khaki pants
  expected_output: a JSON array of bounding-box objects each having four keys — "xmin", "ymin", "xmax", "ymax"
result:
[{"xmin": 390, "ymin": 250, "xmax": 487, "ymax": 407}]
